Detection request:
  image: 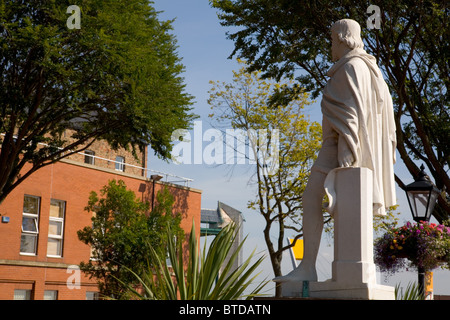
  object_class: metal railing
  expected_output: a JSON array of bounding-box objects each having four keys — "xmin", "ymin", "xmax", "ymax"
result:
[
  {"xmin": 1, "ymin": 133, "xmax": 193, "ymax": 187},
  {"xmin": 81, "ymin": 151, "xmax": 193, "ymax": 187}
]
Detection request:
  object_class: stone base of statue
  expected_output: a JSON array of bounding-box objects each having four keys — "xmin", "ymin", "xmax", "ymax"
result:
[
  {"xmin": 279, "ymin": 280, "xmax": 395, "ymax": 300},
  {"xmin": 277, "ymin": 167, "xmax": 395, "ymax": 300}
]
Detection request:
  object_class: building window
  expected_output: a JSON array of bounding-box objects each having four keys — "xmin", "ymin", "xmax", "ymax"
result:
[
  {"xmin": 115, "ymin": 156, "xmax": 125, "ymax": 172},
  {"xmin": 84, "ymin": 150, "xmax": 95, "ymax": 165},
  {"xmin": 43, "ymin": 290, "xmax": 58, "ymax": 300},
  {"xmin": 20, "ymin": 195, "xmax": 40, "ymax": 255},
  {"xmin": 86, "ymin": 291, "xmax": 99, "ymax": 300},
  {"xmin": 47, "ymin": 199, "xmax": 65, "ymax": 257},
  {"xmin": 14, "ymin": 289, "xmax": 32, "ymax": 300}
]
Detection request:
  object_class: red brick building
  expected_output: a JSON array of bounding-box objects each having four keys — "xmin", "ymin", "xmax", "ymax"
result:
[{"xmin": 0, "ymin": 141, "xmax": 201, "ymax": 300}]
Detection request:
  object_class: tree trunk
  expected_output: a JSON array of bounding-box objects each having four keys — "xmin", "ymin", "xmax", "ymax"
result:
[
  {"xmin": 264, "ymin": 222, "xmax": 284, "ymax": 297},
  {"xmin": 271, "ymin": 254, "xmax": 283, "ymax": 297}
]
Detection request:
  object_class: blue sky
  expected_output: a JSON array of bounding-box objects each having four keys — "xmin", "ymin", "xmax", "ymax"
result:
[
  {"xmin": 149, "ymin": 0, "xmax": 450, "ymax": 295},
  {"xmin": 149, "ymin": 0, "xmax": 330, "ymax": 290}
]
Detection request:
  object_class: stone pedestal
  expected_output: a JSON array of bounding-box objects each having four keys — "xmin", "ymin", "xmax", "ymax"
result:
[
  {"xmin": 279, "ymin": 167, "xmax": 395, "ymax": 300},
  {"xmin": 332, "ymin": 167, "xmax": 376, "ymax": 286},
  {"xmin": 280, "ymin": 280, "xmax": 395, "ymax": 300}
]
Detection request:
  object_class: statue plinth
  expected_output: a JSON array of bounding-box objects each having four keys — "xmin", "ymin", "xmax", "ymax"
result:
[{"xmin": 278, "ymin": 168, "xmax": 395, "ymax": 300}]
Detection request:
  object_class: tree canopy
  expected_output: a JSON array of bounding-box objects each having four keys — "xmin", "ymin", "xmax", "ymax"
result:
[
  {"xmin": 210, "ymin": 0, "xmax": 449, "ymax": 221},
  {"xmin": 0, "ymin": 0, "xmax": 196, "ymax": 203},
  {"xmin": 77, "ymin": 179, "xmax": 184, "ymax": 298}
]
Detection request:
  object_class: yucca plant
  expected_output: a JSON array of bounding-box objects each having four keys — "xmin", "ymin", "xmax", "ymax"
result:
[
  {"xmin": 395, "ymin": 282, "xmax": 426, "ymax": 300},
  {"xmin": 122, "ymin": 222, "xmax": 268, "ymax": 300}
]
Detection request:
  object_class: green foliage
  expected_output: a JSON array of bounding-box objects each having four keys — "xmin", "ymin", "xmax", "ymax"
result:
[
  {"xmin": 77, "ymin": 179, "xmax": 184, "ymax": 298},
  {"xmin": 122, "ymin": 222, "xmax": 268, "ymax": 300},
  {"xmin": 374, "ymin": 220, "xmax": 450, "ymax": 273},
  {"xmin": 210, "ymin": 0, "xmax": 450, "ymax": 221},
  {"xmin": 0, "ymin": 0, "xmax": 196, "ymax": 203},
  {"xmin": 373, "ymin": 204, "xmax": 400, "ymax": 236}
]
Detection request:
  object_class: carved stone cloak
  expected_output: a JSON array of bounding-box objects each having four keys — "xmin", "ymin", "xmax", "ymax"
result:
[{"xmin": 321, "ymin": 48, "xmax": 397, "ymax": 215}]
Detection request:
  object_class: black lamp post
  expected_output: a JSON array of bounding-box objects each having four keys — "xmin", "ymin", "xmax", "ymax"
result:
[{"xmin": 404, "ymin": 164, "xmax": 440, "ymax": 298}]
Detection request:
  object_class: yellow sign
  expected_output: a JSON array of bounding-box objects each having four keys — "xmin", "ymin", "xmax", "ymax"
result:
[
  {"xmin": 425, "ymin": 271, "xmax": 433, "ymax": 300},
  {"xmin": 289, "ymin": 238, "xmax": 304, "ymax": 260}
]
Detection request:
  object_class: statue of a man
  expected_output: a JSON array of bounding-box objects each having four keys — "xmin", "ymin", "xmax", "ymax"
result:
[{"xmin": 277, "ymin": 19, "xmax": 397, "ymax": 283}]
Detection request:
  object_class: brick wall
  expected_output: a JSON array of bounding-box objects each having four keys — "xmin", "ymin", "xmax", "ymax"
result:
[
  {"xmin": 0, "ymin": 160, "xmax": 201, "ymax": 300},
  {"xmin": 64, "ymin": 132, "xmax": 147, "ymax": 177}
]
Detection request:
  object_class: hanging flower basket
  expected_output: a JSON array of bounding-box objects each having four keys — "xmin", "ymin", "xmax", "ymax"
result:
[{"xmin": 374, "ymin": 221, "xmax": 450, "ymax": 274}]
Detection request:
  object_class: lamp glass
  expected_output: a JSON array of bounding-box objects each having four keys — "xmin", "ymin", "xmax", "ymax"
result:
[
  {"xmin": 406, "ymin": 190, "xmax": 431, "ymax": 222},
  {"xmin": 406, "ymin": 188, "xmax": 439, "ymax": 222}
]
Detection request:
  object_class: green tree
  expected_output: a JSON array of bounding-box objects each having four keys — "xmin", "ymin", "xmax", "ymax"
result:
[
  {"xmin": 208, "ymin": 61, "xmax": 322, "ymax": 296},
  {"xmin": 210, "ymin": 0, "xmax": 449, "ymax": 222},
  {"xmin": 77, "ymin": 179, "xmax": 184, "ymax": 298},
  {"xmin": 0, "ymin": 0, "xmax": 196, "ymax": 204}
]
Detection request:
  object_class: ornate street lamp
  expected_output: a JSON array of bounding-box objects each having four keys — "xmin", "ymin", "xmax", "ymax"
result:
[
  {"xmin": 404, "ymin": 164, "xmax": 440, "ymax": 299},
  {"xmin": 405, "ymin": 164, "xmax": 440, "ymax": 223}
]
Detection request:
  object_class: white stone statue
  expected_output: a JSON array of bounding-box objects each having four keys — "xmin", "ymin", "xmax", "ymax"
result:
[{"xmin": 275, "ymin": 19, "xmax": 397, "ymax": 284}]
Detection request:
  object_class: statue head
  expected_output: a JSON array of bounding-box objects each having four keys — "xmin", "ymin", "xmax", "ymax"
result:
[{"xmin": 331, "ymin": 19, "xmax": 364, "ymax": 61}]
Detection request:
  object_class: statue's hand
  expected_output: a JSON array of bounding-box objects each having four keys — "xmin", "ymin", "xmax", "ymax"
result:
[{"xmin": 338, "ymin": 136, "xmax": 355, "ymax": 167}]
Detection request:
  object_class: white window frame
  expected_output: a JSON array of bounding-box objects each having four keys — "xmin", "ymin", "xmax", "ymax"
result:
[
  {"xmin": 14, "ymin": 289, "xmax": 32, "ymax": 300},
  {"xmin": 43, "ymin": 290, "xmax": 58, "ymax": 300},
  {"xmin": 20, "ymin": 195, "xmax": 40, "ymax": 255},
  {"xmin": 47, "ymin": 199, "xmax": 65, "ymax": 258},
  {"xmin": 115, "ymin": 156, "xmax": 125, "ymax": 172}
]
